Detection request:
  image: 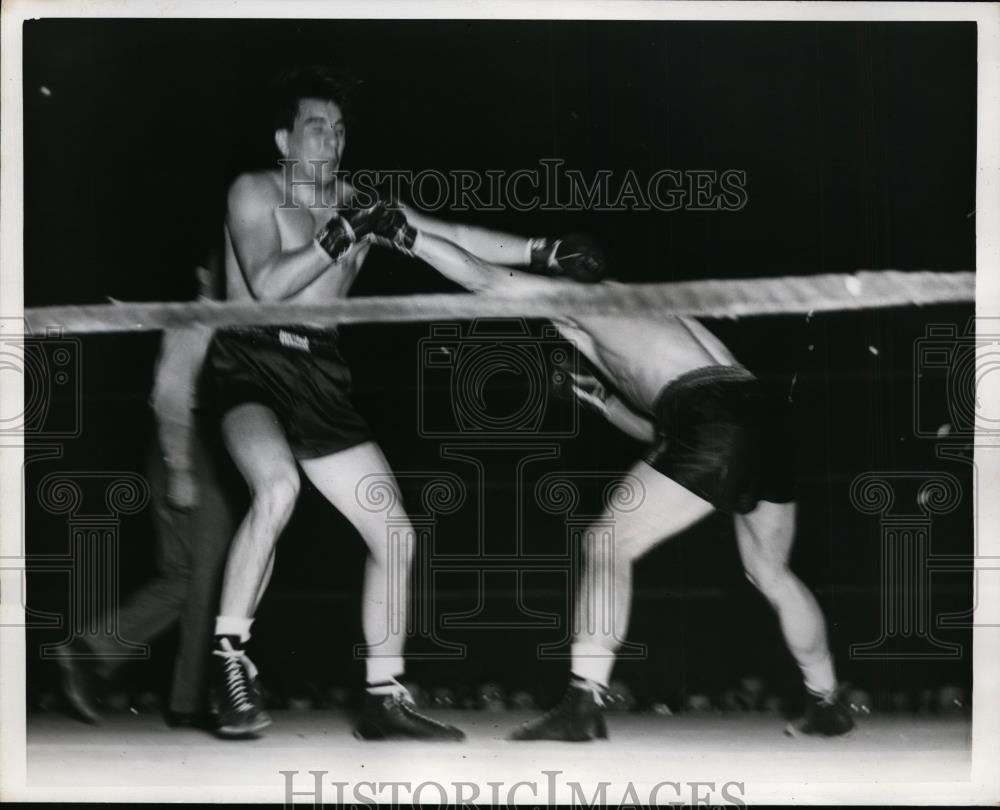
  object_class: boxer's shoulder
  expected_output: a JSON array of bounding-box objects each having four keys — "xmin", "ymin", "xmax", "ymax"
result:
[{"xmin": 227, "ymin": 170, "xmax": 283, "ymax": 210}]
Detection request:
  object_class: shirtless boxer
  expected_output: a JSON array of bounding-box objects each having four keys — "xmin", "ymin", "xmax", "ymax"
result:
[
  {"xmin": 206, "ymin": 66, "xmax": 596, "ymax": 739},
  {"xmin": 362, "ymin": 215, "xmax": 854, "ymax": 740}
]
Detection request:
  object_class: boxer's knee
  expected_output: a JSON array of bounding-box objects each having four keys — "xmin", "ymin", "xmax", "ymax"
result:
[
  {"xmin": 248, "ymin": 468, "xmax": 299, "ymax": 537},
  {"xmin": 744, "ymin": 559, "xmax": 793, "ymax": 604},
  {"xmin": 367, "ymin": 523, "xmax": 415, "ymax": 570}
]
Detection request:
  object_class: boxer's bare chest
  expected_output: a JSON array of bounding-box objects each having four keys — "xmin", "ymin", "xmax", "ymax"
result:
[{"xmin": 225, "ymin": 198, "xmax": 368, "ymax": 303}]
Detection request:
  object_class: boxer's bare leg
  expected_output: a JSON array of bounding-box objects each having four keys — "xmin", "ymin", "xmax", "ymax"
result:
[
  {"xmin": 218, "ymin": 404, "xmax": 300, "ymax": 622},
  {"xmin": 414, "ymin": 231, "xmax": 565, "ymax": 295},
  {"xmin": 734, "ymin": 500, "xmax": 837, "ymax": 698},
  {"xmin": 571, "ymin": 461, "xmax": 715, "ymax": 686},
  {"xmin": 300, "ymin": 442, "xmax": 465, "ymax": 740},
  {"xmin": 299, "ymin": 442, "xmax": 413, "ymax": 685},
  {"xmin": 736, "ymin": 501, "xmax": 853, "ymax": 735},
  {"xmin": 511, "ymin": 464, "xmax": 713, "ymax": 740},
  {"xmin": 210, "ymin": 404, "xmax": 298, "ymax": 738}
]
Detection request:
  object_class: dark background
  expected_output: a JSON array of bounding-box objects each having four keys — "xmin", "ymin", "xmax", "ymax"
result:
[{"xmin": 23, "ymin": 19, "xmax": 976, "ymax": 711}]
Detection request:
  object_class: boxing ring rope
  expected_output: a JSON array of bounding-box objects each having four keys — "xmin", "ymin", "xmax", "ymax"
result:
[{"xmin": 23, "ymin": 270, "xmax": 975, "ymax": 334}]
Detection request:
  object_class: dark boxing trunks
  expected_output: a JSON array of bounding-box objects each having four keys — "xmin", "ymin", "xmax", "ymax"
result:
[
  {"xmin": 206, "ymin": 326, "xmax": 372, "ymax": 460},
  {"xmin": 644, "ymin": 365, "xmax": 795, "ymax": 514}
]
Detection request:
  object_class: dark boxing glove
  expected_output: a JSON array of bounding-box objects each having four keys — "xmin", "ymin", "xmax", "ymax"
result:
[
  {"xmin": 315, "ymin": 201, "xmax": 382, "ymax": 261},
  {"xmin": 315, "ymin": 199, "xmax": 416, "ymax": 261},
  {"xmin": 368, "ymin": 202, "xmax": 417, "ymax": 256},
  {"xmin": 529, "ymin": 233, "xmax": 607, "ymax": 283}
]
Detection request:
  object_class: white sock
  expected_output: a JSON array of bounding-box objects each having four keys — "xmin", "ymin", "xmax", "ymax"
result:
[
  {"xmin": 366, "ymin": 677, "xmax": 408, "ymax": 696},
  {"xmin": 214, "ymin": 615, "xmax": 253, "ymax": 644},
  {"xmin": 570, "ymin": 641, "xmax": 615, "ymax": 688},
  {"xmin": 366, "ymin": 655, "xmax": 405, "ymax": 687}
]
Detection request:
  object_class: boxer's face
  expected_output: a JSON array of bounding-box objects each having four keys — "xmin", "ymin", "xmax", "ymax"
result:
[{"xmin": 278, "ymin": 97, "xmax": 346, "ymax": 182}]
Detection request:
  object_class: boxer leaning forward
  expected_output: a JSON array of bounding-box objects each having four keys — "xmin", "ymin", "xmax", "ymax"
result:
[{"xmin": 361, "ymin": 214, "xmax": 855, "ymax": 741}]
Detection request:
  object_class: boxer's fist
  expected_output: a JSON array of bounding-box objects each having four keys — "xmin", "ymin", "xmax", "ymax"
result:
[
  {"xmin": 315, "ymin": 199, "xmax": 404, "ymax": 260},
  {"xmin": 571, "ymin": 371, "xmax": 609, "ymax": 415},
  {"xmin": 529, "ymin": 233, "xmax": 607, "ymax": 283},
  {"xmin": 315, "ymin": 204, "xmax": 370, "ymax": 261},
  {"xmin": 367, "ymin": 202, "xmax": 417, "ymax": 255}
]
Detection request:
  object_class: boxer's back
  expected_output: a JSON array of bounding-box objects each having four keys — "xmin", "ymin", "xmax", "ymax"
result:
[{"xmin": 573, "ymin": 313, "xmax": 739, "ymax": 412}]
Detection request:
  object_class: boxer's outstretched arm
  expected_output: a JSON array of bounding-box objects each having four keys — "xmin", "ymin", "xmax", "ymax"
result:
[
  {"xmin": 227, "ymin": 173, "xmax": 342, "ymax": 301},
  {"xmin": 404, "ymin": 205, "xmax": 532, "ymax": 267},
  {"xmin": 414, "ymin": 231, "xmax": 572, "ymax": 295}
]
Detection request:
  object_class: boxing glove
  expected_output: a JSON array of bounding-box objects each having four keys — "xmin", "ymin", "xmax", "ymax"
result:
[
  {"xmin": 529, "ymin": 233, "xmax": 607, "ymax": 283},
  {"xmin": 315, "ymin": 199, "xmax": 414, "ymax": 260}
]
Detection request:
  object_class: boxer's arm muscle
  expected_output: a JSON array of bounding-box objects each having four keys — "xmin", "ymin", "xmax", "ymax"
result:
[
  {"xmin": 403, "ymin": 205, "xmax": 531, "ymax": 266},
  {"xmin": 414, "ymin": 231, "xmax": 570, "ymax": 295},
  {"xmin": 226, "ymin": 174, "xmax": 335, "ymax": 301}
]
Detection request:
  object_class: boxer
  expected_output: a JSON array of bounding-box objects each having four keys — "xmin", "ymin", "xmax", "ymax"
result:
[
  {"xmin": 365, "ymin": 214, "xmax": 854, "ymax": 740},
  {"xmin": 207, "ymin": 65, "xmax": 594, "ymax": 739}
]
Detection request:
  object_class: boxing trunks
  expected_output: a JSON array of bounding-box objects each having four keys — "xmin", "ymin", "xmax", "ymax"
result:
[
  {"xmin": 644, "ymin": 365, "xmax": 795, "ymax": 514},
  {"xmin": 206, "ymin": 326, "xmax": 372, "ymax": 460}
]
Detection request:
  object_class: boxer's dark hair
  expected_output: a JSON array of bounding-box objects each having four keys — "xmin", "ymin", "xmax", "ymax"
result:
[{"xmin": 268, "ymin": 65, "xmax": 360, "ymax": 132}]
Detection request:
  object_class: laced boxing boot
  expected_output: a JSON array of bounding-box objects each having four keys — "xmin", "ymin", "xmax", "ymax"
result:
[
  {"xmin": 508, "ymin": 677, "xmax": 609, "ymax": 741},
  {"xmin": 354, "ymin": 683, "xmax": 465, "ymax": 741},
  {"xmin": 784, "ymin": 687, "xmax": 855, "ymax": 737},
  {"xmin": 209, "ymin": 635, "xmax": 271, "ymax": 738}
]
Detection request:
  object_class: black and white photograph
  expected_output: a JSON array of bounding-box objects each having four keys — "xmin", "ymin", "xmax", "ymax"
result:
[{"xmin": 1, "ymin": 1, "xmax": 998, "ymax": 804}]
